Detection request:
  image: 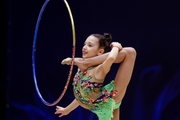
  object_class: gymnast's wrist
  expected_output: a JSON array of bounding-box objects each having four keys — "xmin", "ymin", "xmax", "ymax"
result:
[{"xmin": 111, "ymin": 46, "xmax": 121, "ymax": 51}]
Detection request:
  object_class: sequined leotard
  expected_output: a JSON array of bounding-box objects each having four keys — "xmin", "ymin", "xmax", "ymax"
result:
[{"xmin": 73, "ymin": 67, "xmax": 121, "ymax": 120}]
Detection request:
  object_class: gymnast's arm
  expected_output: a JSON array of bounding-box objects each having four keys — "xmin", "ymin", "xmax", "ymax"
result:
[
  {"xmin": 94, "ymin": 43, "xmax": 120, "ymax": 79},
  {"xmin": 74, "ymin": 47, "xmax": 124, "ymax": 69},
  {"xmin": 66, "ymin": 99, "xmax": 79, "ymax": 112},
  {"xmin": 55, "ymin": 99, "xmax": 79, "ymax": 117}
]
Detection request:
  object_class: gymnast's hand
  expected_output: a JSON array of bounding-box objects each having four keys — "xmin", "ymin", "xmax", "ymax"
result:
[
  {"xmin": 55, "ymin": 106, "xmax": 70, "ymax": 117},
  {"xmin": 61, "ymin": 57, "xmax": 72, "ymax": 65},
  {"xmin": 110, "ymin": 42, "xmax": 122, "ymax": 51}
]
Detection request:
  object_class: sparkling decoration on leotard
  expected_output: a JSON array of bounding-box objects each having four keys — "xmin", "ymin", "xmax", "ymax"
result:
[{"xmin": 73, "ymin": 68, "xmax": 118, "ymax": 109}]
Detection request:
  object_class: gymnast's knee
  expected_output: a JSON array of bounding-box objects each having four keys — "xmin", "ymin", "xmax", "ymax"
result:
[{"xmin": 124, "ymin": 47, "xmax": 136, "ymax": 56}]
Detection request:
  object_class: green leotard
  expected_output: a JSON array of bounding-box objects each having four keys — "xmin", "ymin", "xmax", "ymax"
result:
[{"xmin": 73, "ymin": 67, "xmax": 121, "ymax": 120}]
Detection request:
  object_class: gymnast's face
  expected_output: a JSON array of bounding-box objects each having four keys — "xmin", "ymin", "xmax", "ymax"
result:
[{"xmin": 82, "ymin": 35, "xmax": 104, "ymax": 58}]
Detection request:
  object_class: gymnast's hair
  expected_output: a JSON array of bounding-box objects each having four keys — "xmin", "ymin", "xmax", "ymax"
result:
[{"xmin": 91, "ymin": 33, "xmax": 112, "ymax": 53}]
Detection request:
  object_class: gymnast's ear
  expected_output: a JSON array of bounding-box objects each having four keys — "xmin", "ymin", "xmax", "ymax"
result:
[{"xmin": 97, "ymin": 48, "xmax": 104, "ymax": 55}]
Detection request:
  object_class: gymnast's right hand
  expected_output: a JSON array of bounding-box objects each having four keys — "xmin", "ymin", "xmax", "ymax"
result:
[
  {"xmin": 55, "ymin": 106, "xmax": 70, "ymax": 117},
  {"xmin": 61, "ymin": 57, "xmax": 72, "ymax": 65}
]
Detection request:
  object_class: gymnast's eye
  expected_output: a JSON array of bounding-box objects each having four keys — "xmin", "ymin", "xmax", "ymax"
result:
[
  {"xmin": 83, "ymin": 43, "xmax": 93, "ymax": 47},
  {"xmin": 88, "ymin": 44, "xmax": 93, "ymax": 47}
]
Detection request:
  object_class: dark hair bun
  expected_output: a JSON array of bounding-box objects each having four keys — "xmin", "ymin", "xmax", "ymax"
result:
[{"xmin": 103, "ymin": 33, "xmax": 112, "ymax": 44}]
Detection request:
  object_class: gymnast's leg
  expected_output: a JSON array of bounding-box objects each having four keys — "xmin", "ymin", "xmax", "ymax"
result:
[
  {"xmin": 112, "ymin": 47, "xmax": 136, "ymax": 120},
  {"xmin": 112, "ymin": 108, "xmax": 120, "ymax": 120}
]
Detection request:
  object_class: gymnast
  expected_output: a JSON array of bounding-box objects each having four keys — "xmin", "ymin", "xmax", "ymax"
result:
[{"xmin": 55, "ymin": 33, "xmax": 136, "ymax": 120}]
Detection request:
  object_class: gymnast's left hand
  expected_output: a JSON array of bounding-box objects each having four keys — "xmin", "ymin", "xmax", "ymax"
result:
[{"xmin": 55, "ymin": 106, "xmax": 70, "ymax": 117}]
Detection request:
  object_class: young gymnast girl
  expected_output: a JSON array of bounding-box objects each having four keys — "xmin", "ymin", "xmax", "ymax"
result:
[{"xmin": 55, "ymin": 33, "xmax": 136, "ymax": 120}]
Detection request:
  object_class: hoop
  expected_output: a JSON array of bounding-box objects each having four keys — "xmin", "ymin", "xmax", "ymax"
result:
[{"xmin": 32, "ymin": 0, "xmax": 76, "ymax": 106}]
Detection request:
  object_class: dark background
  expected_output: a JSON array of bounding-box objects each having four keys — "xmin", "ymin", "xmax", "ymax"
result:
[{"xmin": 1, "ymin": 0, "xmax": 180, "ymax": 120}]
